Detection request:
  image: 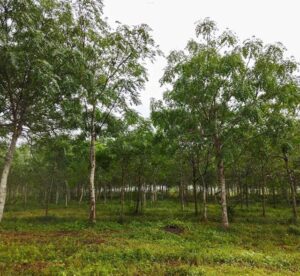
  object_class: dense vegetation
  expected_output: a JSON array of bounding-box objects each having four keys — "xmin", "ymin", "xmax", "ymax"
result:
[{"xmin": 1, "ymin": 0, "xmax": 300, "ymax": 275}]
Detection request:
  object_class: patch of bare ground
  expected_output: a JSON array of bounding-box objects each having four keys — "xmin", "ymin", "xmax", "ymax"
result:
[
  {"xmin": 163, "ymin": 225, "xmax": 185, "ymax": 235},
  {"xmin": 0, "ymin": 230, "xmax": 106, "ymax": 245},
  {"xmin": 14, "ymin": 261, "xmax": 64, "ymax": 274}
]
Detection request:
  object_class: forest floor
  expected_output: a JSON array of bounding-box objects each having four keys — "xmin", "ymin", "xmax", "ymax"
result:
[{"xmin": 0, "ymin": 200, "xmax": 300, "ymax": 275}]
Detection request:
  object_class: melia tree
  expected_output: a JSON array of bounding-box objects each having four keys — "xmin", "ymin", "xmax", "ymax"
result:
[
  {"xmin": 0, "ymin": 0, "xmax": 75, "ymax": 222},
  {"xmin": 71, "ymin": 0, "xmax": 159, "ymax": 222}
]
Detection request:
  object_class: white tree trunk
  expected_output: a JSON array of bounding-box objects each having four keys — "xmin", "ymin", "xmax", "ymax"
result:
[
  {"xmin": 89, "ymin": 122, "xmax": 96, "ymax": 223},
  {"xmin": 215, "ymin": 137, "xmax": 229, "ymax": 229},
  {"xmin": 0, "ymin": 131, "xmax": 19, "ymax": 222}
]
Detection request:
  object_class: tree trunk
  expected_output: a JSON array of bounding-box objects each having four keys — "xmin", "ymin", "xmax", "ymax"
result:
[
  {"xmin": 245, "ymin": 182, "xmax": 249, "ymax": 208},
  {"xmin": 201, "ymin": 174, "xmax": 207, "ymax": 221},
  {"xmin": 283, "ymin": 153, "xmax": 297, "ymax": 223},
  {"xmin": 108, "ymin": 184, "xmax": 112, "ymax": 201},
  {"xmin": 192, "ymin": 157, "xmax": 198, "ymax": 216},
  {"xmin": 23, "ymin": 183, "xmax": 27, "ymax": 208},
  {"xmin": 180, "ymin": 158, "xmax": 185, "ymax": 211},
  {"xmin": 135, "ymin": 174, "xmax": 142, "ymax": 214},
  {"xmin": 45, "ymin": 177, "xmax": 53, "ymax": 217},
  {"xmin": 215, "ymin": 137, "xmax": 229, "ymax": 229},
  {"xmin": 262, "ymin": 174, "xmax": 266, "ymax": 217},
  {"xmin": 142, "ymin": 183, "xmax": 146, "ymax": 208},
  {"xmin": 65, "ymin": 180, "xmax": 69, "ymax": 208},
  {"xmin": 103, "ymin": 183, "xmax": 107, "ymax": 204},
  {"xmin": 0, "ymin": 129, "xmax": 20, "ymax": 222},
  {"xmin": 179, "ymin": 181, "xmax": 185, "ymax": 212},
  {"xmin": 238, "ymin": 173, "xmax": 243, "ymax": 209},
  {"xmin": 272, "ymin": 186, "xmax": 276, "ymax": 208},
  {"xmin": 120, "ymin": 166, "xmax": 125, "ymax": 222},
  {"xmin": 55, "ymin": 183, "xmax": 59, "ymax": 205},
  {"xmin": 151, "ymin": 182, "xmax": 157, "ymax": 203},
  {"xmin": 89, "ymin": 113, "xmax": 97, "ymax": 223},
  {"xmin": 79, "ymin": 185, "xmax": 84, "ymax": 204}
]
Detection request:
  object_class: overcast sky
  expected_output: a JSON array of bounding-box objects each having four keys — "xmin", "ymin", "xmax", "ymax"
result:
[{"xmin": 104, "ymin": 0, "xmax": 300, "ymax": 117}]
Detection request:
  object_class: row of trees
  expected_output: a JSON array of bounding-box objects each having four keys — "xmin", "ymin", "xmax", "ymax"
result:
[
  {"xmin": 1, "ymin": 2, "xmax": 299, "ymax": 228},
  {"xmin": 0, "ymin": 0, "xmax": 158, "ymax": 223},
  {"xmin": 2, "ymin": 114, "xmax": 300, "ymax": 227}
]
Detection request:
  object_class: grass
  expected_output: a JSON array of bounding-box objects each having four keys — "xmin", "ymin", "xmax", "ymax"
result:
[{"xmin": 0, "ymin": 199, "xmax": 300, "ymax": 275}]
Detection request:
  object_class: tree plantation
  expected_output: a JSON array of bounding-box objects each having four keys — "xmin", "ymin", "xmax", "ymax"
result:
[{"xmin": 0, "ymin": 1, "xmax": 300, "ymax": 275}]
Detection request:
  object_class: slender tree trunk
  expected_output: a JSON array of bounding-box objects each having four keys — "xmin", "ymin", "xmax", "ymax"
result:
[
  {"xmin": 55, "ymin": 183, "xmax": 59, "ymax": 205},
  {"xmin": 79, "ymin": 185, "xmax": 84, "ymax": 204},
  {"xmin": 201, "ymin": 174, "xmax": 207, "ymax": 221},
  {"xmin": 23, "ymin": 183, "xmax": 27, "ymax": 208},
  {"xmin": 142, "ymin": 183, "xmax": 146, "ymax": 208},
  {"xmin": 272, "ymin": 186, "xmax": 276, "ymax": 208},
  {"xmin": 129, "ymin": 182, "xmax": 133, "ymax": 204},
  {"xmin": 95, "ymin": 185, "xmax": 99, "ymax": 200},
  {"xmin": 65, "ymin": 180, "xmax": 69, "ymax": 208},
  {"xmin": 283, "ymin": 153, "xmax": 297, "ymax": 223},
  {"xmin": 103, "ymin": 183, "xmax": 107, "ymax": 204},
  {"xmin": 120, "ymin": 166, "xmax": 125, "ymax": 222},
  {"xmin": 45, "ymin": 176, "xmax": 54, "ymax": 217},
  {"xmin": 262, "ymin": 173, "xmax": 266, "ymax": 217},
  {"xmin": 151, "ymin": 184, "xmax": 154, "ymax": 203},
  {"xmin": 245, "ymin": 182, "xmax": 249, "ymax": 208},
  {"xmin": 237, "ymin": 172, "xmax": 243, "ymax": 209},
  {"xmin": 89, "ymin": 111, "xmax": 96, "ymax": 223},
  {"xmin": 151, "ymin": 182, "xmax": 157, "ymax": 203},
  {"xmin": 180, "ymin": 158, "xmax": 185, "ymax": 211},
  {"xmin": 0, "ymin": 129, "xmax": 20, "ymax": 222},
  {"xmin": 179, "ymin": 181, "xmax": 185, "ymax": 212},
  {"xmin": 214, "ymin": 137, "xmax": 229, "ymax": 229},
  {"xmin": 135, "ymin": 174, "xmax": 142, "ymax": 214},
  {"xmin": 108, "ymin": 184, "xmax": 113, "ymax": 201},
  {"xmin": 192, "ymin": 157, "xmax": 198, "ymax": 216}
]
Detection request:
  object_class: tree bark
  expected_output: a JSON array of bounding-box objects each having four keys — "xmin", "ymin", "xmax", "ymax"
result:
[
  {"xmin": 272, "ymin": 186, "xmax": 276, "ymax": 208},
  {"xmin": 214, "ymin": 137, "xmax": 229, "ymax": 229},
  {"xmin": 262, "ymin": 174, "xmax": 266, "ymax": 217},
  {"xmin": 245, "ymin": 182, "xmax": 249, "ymax": 208},
  {"xmin": 65, "ymin": 180, "xmax": 69, "ymax": 208},
  {"xmin": 23, "ymin": 183, "xmax": 27, "ymax": 208},
  {"xmin": 55, "ymin": 183, "xmax": 59, "ymax": 205},
  {"xmin": 45, "ymin": 176, "xmax": 53, "ymax": 217},
  {"xmin": 135, "ymin": 174, "xmax": 142, "ymax": 214},
  {"xmin": 79, "ymin": 185, "xmax": 84, "ymax": 204},
  {"xmin": 283, "ymin": 153, "xmax": 297, "ymax": 223},
  {"xmin": 120, "ymin": 166, "xmax": 125, "ymax": 222},
  {"xmin": 103, "ymin": 183, "xmax": 107, "ymax": 204},
  {"xmin": 201, "ymin": 174, "xmax": 207, "ymax": 221},
  {"xmin": 151, "ymin": 182, "xmax": 157, "ymax": 203},
  {"xmin": 0, "ymin": 129, "xmax": 20, "ymax": 222},
  {"xmin": 192, "ymin": 156, "xmax": 198, "ymax": 216},
  {"xmin": 142, "ymin": 183, "xmax": 146, "ymax": 208},
  {"xmin": 89, "ymin": 117, "xmax": 97, "ymax": 223},
  {"xmin": 179, "ymin": 157, "xmax": 185, "ymax": 211}
]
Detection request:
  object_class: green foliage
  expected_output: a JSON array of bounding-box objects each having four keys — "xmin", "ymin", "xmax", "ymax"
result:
[{"xmin": 288, "ymin": 225, "xmax": 300, "ymax": 236}]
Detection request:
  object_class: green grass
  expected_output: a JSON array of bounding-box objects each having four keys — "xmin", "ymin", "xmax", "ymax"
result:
[{"xmin": 0, "ymin": 200, "xmax": 300, "ymax": 275}]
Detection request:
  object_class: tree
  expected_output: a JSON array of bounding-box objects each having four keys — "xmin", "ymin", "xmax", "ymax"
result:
[
  {"xmin": 0, "ymin": 0, "xmax": 75, "ymax": 222},
  {"xmin": 70, "ymin": 0, "xmax": 158, "ymax": 223}
]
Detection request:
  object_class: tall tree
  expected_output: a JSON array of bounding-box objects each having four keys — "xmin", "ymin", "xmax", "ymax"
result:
[
  {"xmin": 0, "ymin": 0, "xmax": 74, "ymax": 222},
  {"xmin": 71, "ymin": 0, "xmax": 158, "ymax": 222}
]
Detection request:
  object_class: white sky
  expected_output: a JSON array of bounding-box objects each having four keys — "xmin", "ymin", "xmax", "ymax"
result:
[{"xmin": 104, "ymin": 0, "xmax": 300, "ymax": 117}]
